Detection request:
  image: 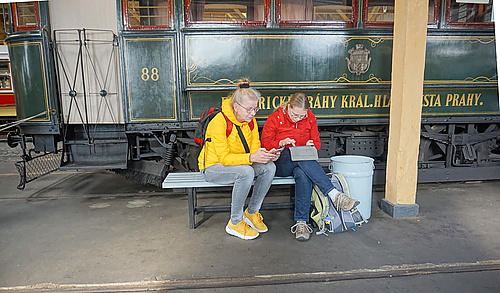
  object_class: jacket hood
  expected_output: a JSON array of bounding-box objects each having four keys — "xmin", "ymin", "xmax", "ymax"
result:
[{"xmin": 221, "ymin": 98, "xmax": 246, "ymax": 126}]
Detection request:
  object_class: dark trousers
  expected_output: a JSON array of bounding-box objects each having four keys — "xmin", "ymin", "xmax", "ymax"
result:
[{"xmin": 275, "ymin": 149, "xmax": 336, "ymax": 222}]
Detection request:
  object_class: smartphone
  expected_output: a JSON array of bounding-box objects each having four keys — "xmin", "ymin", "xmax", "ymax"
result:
[{"xmin": 270, "ymin": 146, "xmax": 284, "ymax": 154}]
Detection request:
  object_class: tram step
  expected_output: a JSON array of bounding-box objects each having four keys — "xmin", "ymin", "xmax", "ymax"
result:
[
  {"xmin": 63, "ymin": 140, "xmax": 128, "ymax": 170},
  {"xmin": 60, "ymin": 161, "xmax": 127, "ymax": 170}
]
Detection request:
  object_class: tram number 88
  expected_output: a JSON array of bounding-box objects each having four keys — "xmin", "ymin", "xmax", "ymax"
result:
[{"xmin": 141, "ymin": 67, "xmax": 160, "ymax": 81}]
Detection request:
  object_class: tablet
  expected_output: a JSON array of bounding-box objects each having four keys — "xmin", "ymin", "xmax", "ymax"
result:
[{"xmin": 289, "ymin": 146, "xmax": 318, "ymax": 161}]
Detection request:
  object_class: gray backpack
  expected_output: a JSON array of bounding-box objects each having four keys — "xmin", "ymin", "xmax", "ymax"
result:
[{"xmin": 310, "ymin": 173, "xmax": 367, "ymax": 236}]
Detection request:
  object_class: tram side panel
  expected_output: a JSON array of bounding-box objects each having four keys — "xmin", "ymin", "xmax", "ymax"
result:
[
  {"xmin": 6, "ymin": 36, "xmax": 61, "ymax": 156},
  {"xmin": 186, "ymin": 33, "xmax": 497, "ymax": 118},
  {"xmin": 123, "ymin": 36, "xmax": 177, "ymax": 123}
]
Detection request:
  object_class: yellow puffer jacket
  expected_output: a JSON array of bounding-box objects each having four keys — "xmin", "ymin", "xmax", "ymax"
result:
[{"xmin": 198, "ymin": 98, "xmax": 260, "ymax": 170}]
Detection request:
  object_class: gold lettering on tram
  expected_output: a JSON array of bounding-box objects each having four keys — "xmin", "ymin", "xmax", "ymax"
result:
[
  {"xmin": 226, "ymin": 91, "xmax": 484, "ymax": 112},
  {"xmin": 373, "ymin": 95, "xmax": 391, "ymax": 108},
  {"xmin": 423, "ymin": 94, "xmax": 442, "ymax": 107},
  {"xmin": 445, "ymin": 93, "xmax": 483, "ymax": 106}
]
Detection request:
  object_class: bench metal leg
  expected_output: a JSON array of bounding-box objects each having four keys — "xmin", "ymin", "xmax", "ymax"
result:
[
  {"xmin": 187, "ymin": 187, "xmax": 197, "ymax": 229},
  {"xmin": 184, "ymin": 182, "xmax": 295, "ymax": 229}
]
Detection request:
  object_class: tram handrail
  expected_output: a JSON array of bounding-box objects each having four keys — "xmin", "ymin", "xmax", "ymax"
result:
[{"xmin": 0, "ymin": 111, "xmax": 47, "ymax": 132}]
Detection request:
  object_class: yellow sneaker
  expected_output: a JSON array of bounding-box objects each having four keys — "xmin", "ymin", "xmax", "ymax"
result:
[
  {"xmin": 244, "ymin": 208, "xmax": 268, "ymax": 232},
  {"xmin": 226, "ymin": 219, "xmax": 259, "ymax": 240}
]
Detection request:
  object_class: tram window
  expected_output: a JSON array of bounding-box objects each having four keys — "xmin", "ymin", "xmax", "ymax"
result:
[
  {"xmin": 0, "ymin": 61, "xmax": 11, "ymax": 90},
  {"xmin": 446, "ymin": 0, "xmax": 493, "ymax": 28},
  {"xmin": 12, "ymin": 1, "xmax": 40, "ymax": 32},
  {"xmin": 277, "ymin": 0, "xmax": 357, "ymax": 27},
  {"xmin": 185, "ymin": 0, "xmax": 268, "ymax": 27},
  {"xmin": 123, "ymin": 0, "xmax": 173, "ymax": 30}
]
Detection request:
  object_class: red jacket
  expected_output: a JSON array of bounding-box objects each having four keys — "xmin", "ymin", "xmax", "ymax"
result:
[{"xmin": 261, "ymin": 107, "xmax": 321, "ymax": 150}]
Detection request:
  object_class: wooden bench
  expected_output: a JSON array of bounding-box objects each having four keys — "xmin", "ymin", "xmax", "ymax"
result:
[{"xmin": 162, "ymin": 172, "xmax": 296, "ymax": 229}]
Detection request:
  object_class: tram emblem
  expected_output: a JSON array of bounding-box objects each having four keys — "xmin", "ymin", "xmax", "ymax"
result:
[{"xmin": 346, "ymin": 44, "xmax": 371, "ymax": 75}]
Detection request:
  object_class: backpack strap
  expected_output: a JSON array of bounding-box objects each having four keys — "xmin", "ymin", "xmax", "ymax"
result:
[
  {"xmin": 332, "ymin": 173, "xmax": 351, "ymax": 198},
  {"xmin": 221, "ymin": 112, "xmax": 233, "ymax": 138},
  {"xmin": 235, "ymin": 125, "xmax": 251, "ymax": 153},
  {"xmin": 249, "ymin": 119, "xmax": 255, "ymax": 131},
  {"xmin": 311, "ymin": 184, "xmax": 330, "ymax": 236}
]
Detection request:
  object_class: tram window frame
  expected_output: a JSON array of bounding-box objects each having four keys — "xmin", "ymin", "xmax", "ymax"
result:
[
  {"xmin": 363, "ymin": 0, "xmax": 440, "ymax": 28},
  {"xmin": 444, "ymin": 0, "xmax": 493, "ymax": 29},
  {"xmin": 11, "ymin": 1, "xmax": 40, "ymax": 32},
  {"xmin": 276, "ymin": 0, "xmax": 358, "ymax": 28},
  {"xmin": 122, "ymin": 0, "xmax": 174, "ymax": 30},
  {"xmin": 184, "ymin": 0, "xmax": 270, "ymax": 28},
  {"xmin": 363, "ymin": 0, "xmax": 394, "ymax": 27}
]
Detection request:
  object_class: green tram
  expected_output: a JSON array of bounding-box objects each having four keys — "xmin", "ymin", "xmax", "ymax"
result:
[{"xmin": 4, "ymin": 0, "xmax": 499, "ymax": 189}]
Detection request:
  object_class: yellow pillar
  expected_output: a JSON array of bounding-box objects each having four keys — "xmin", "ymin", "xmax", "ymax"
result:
[{"xmin": 381, "ymin": 0, "xmax": 428, "ymax": 217}]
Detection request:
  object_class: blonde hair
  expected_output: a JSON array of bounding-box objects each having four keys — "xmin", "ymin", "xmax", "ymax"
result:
[
  {"xmin": 230, "ymin": 78, "xmax": 261, "ymax": 105},
  {"xmin": 279, "ymin": 92, "xmax": 310, "ymax": 110}
]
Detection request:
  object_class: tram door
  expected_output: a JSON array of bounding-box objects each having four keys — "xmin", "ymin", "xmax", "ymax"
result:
[
  {"xmin": 48, "ymin": 0, "xmax": 127, "ymax": 170},
  {"xmin": 48, "ymin": 0, "xmax": 123, "ymax": 125}
]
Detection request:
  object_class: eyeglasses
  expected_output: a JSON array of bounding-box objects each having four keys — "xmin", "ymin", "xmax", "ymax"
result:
[
  {"xmin": 236, "ymin": 102, "xmax": 260, "ymax": 114},
  {"xmin": 288, "ymin": 107, "xmax": 307, "ymax": 120}
]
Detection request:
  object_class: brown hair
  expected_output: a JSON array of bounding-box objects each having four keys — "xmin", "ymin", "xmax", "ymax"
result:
[
  {"xmin": 229, "ymin": 78, "xmax": 261, "ymax": 105},
  {"xmin": 280, "ymin": 92, "xmax": 310, "ymax": 110}
]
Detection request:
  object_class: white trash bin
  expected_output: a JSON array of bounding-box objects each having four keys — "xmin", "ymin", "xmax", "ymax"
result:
[{"xmin": 329, "ymin": 155, "xmax": 374, "ymax": 219}]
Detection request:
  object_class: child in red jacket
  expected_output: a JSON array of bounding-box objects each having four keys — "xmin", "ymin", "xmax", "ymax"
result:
[{"xmin": 261, "ymin": 93, "xmax": 359, "ymax": 241}]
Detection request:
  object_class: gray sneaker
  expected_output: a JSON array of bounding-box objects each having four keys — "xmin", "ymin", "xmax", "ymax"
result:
[
  {"xmin": 290, "ymin": 221, "xmax": 313, "ymax": 241},
  {"xmin": 331, "ymin": 192, "xmax": 360, "ymax": 211}
]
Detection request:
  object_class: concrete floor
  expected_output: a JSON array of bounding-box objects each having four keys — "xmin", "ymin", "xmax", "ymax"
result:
[{"xmin": 0, "ymin": 142, "xmax": 499, "ymax": 292}]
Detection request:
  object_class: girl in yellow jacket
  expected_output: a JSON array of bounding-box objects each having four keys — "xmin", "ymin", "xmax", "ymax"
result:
[{"xmin": 198, "ymin": 78, "xmax": 280, "ymax": 240}]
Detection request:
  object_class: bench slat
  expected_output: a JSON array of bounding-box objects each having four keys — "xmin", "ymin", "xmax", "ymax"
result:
[{"xmin": 162, "ymin": 172, "xmax": 295, "ymax": 189}]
